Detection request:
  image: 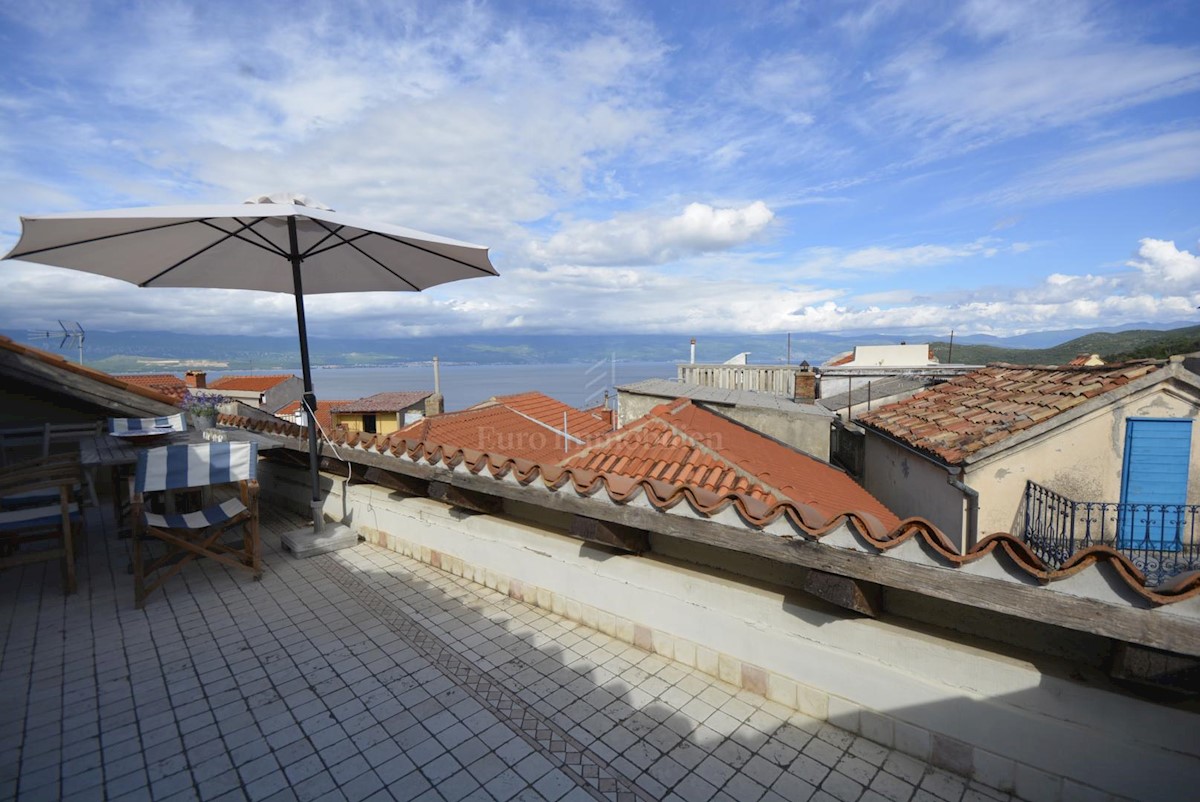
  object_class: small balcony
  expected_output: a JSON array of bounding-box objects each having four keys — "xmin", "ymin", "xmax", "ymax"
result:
[{"xmin": 1021, "ymin": 481, "xmax": 1200, "ymax": 586}]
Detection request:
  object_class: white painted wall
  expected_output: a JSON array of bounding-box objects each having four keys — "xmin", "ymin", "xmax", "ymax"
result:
[
  {"xmin": 849, "ymin": 344, "xmax": 932, "ymax": 367},
  {"xmin": 261, "ymin": 462, "xmax": 1200, "ymax": 801}
]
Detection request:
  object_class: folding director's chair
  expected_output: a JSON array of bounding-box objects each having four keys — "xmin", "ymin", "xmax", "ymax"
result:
[{"xmin": 131, "ymin": 441, "xmax": 260, "ymax": 608}]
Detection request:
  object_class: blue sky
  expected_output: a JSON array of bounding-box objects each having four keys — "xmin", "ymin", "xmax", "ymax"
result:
[{"xmin": 1, "ymin": 0, "xmax": 1198, "ymax": 340}]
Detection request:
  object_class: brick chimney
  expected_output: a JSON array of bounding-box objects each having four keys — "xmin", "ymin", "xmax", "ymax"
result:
[
  {"xmin": 793, "ymin": 361, "xmax": 817, "ymax": 403},
  {"xmin": 185, "ymin": 370, "xmax": 207, "ymax": 389},
  {"xmin": 424, "ymin": 393, "xmax": 444, "ymax": 417}
]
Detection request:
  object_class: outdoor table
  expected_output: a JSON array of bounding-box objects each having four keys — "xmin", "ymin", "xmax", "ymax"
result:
[{"xmin": 79, "ymin": 426, "xmax": 283, "ymax": 533}]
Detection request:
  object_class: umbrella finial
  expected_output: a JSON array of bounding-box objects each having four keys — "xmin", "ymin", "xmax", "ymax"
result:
[{"xmin": 243, "ymin": 192, "xmax": 333, "ymax": 211}]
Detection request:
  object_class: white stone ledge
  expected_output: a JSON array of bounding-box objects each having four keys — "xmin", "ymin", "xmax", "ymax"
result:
[{"xmin": 260, "ymin": 462, "xmax": 1200, "ymax": 801}]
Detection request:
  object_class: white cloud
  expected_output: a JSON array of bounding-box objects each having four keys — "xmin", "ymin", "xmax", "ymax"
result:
[
  {"xmin": 785, "ymin": 238, "xmax": 1010, "ymax": 279},
  {"xmin": 980, "ymin": 129, "xmax": 1200, "ymax": 206},
  {"xmin": 529, "ymin": 202, "xmax": 775, "ymax": 266},
  {"xmin": 872, "ymin": 13, "xmax": 1200, "ymax": 152},
  {"xmin": 1127, "ymin": 238, "xmax": 1200, "ymax": 286}
]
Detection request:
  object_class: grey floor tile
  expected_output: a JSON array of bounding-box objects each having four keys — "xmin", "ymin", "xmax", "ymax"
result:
[{"xmin": 1, "ymin": 506, "xmax": 971, "ymax": 802}]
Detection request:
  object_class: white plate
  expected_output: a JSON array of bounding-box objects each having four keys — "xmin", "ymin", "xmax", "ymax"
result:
[{"xmin": 112, "ymin": 428, "xmax": 175, "ymax": 439}]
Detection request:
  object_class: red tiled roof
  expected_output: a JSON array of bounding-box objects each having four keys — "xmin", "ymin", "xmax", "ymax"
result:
[
  {"xmin": 393, "ymin": 391, "xmax": 612, "ymax": 463},
  {"xmin": 222, "ymin": 382, "xmax": 1200, "ymax": 606},
  {"xmin": 331, "ymin": 391, "xmax": 431, "ymax": 413},
  {"xmin": 1068, "ymin": 354, "xmax": 1104, "ymax": 367},
  {"xmin": 396, "ymin": 408, "xmax": 573, "ymax": 463},
  {"xmin": 0, "ymin": 335, "xmax": 180, "ymax": 408},
  {"xmin": 487, "ymin": 392, "xmax": 615, "ymax": 442},
  {"xmin": 113, "ymin": 373, "xmax": 188, "ymax": 399},
  {"xmin": 858, "ymin": 361, "xmax": 1162, "ymax": 464},
  {"xmin": 276, "ymin": 400, "xmax": 355, "ymax": 434},
  {"xmin": 209, "ymin": 374, "xmax": 295, "ymax": 392},
  {"xmin": 564, "ymin": 400, "xmax": 899, "ymax": 528},
  {"xmin": 824, "ymin": 350, "xmax": 854, "ymax": 367}
]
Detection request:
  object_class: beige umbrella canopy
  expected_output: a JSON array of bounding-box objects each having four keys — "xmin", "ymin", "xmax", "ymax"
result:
[{"xmin": 3, "ymin": 192, "xmax": 499, "ymax": 531}]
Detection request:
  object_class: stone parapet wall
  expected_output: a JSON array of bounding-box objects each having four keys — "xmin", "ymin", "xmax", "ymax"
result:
[{"xmin": 260, "ymin": 461, "xmax": 1200, "ymax": 801}]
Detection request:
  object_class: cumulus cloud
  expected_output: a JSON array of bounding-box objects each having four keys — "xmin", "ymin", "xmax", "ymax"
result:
[
  {"xmin": 3, "ymin": 235, "xmax": 1198, "ymax": 339},
  {"xmin": 529, "ymin": 202, "xmax": 775, "ymax": 266},
  {"xmin": 1127, "ymin": 238, "xmax": 1200, "ymax": 286}
]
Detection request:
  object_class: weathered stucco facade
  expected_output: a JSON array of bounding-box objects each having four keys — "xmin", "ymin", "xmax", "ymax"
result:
[{"xmin": 861, "ymin": 361, "xmax": 1200, "ymax": 549}]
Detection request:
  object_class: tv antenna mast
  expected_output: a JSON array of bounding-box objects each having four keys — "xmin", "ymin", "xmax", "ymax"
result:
[{"xmin": 30, "ymin": 321, "xmax": 86, "ymax": 365}]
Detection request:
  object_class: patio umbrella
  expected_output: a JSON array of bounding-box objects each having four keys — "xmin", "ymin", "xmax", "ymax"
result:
[{"xmin": 2, "ymin": 192, "xmax": 498, "ymax": 534}]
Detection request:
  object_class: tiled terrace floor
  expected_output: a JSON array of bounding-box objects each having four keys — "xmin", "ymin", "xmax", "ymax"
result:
[{"xmin": 0, "ymin": 504, "xmax": 1012, "ymax": 802}]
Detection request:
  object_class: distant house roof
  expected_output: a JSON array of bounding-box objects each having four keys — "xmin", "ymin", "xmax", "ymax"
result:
[
  {"xmin": 0, "ymin": 335, "xmax": 180, "ymax": 417},
  {"xmin": 1068, "ymin": 353, "xmax": 1105, "ymax": 367},
  {"xmin": 112, "ymin": 373, "xmax": 188, "ymax": 399},
  {"xmin": 394, "ymin": 391, "xmax": 612, "ymax": 463},
  {"xmin": 562, "ymin": 399, "xmax": 899, "ymax": 528},
  {"xmin": 208, "ymin": 374, "xmax": 296, "ymax": 392},
  {"xmin": 331, "ymin": 391, "xmax": 432, "ymax": 413},
  {"xmin": 276, "ymin": 399, "xmax": 355, "ymax": 434},
  {"xmin": 857, "ymin": 361, "xmax": 1164, "ymax": 465},
  {"xmin": 823, "ymin": 350, "xmax": 855, "ymax": 367},
  {"xmin": 619, "ymin": 378, "xmax": 832, "ymax": 416}
]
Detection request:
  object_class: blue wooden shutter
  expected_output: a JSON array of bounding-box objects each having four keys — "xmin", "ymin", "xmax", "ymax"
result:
[{"xmin": 1118, "ymin": 418, "xmax": 1192, "ymax": 549}]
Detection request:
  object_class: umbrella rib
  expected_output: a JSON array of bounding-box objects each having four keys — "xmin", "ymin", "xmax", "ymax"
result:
[
  {"xmin": 303, "ymin": 218, "xmax": 496, "ymax": 280},
  {"xmin": 304, "ymin": 219, "xmax": 422, "ymax": 291},
  {"xmin": 298, "ymin": 225, "xmax": 361, "ymax": 259},
  {"xmin": 9, "ymin": 218, "xmax": 203, "ymax": 259},
  {"xmin": 373, "ymin": 230, "xmax": 496, "ymax": 276},
  {"xmin": 199, "ymin": 219, "xmax": 291, "ymax": 259},
  {"xmin": 141, "ymin": 218, "xmax": 273, "ymax": 286}
]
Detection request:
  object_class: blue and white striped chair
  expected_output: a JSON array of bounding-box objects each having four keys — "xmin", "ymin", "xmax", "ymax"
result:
[
  {"xmin": 131, "ymin": 441, "xmax": 260, "ymax": 608},
  {"xmin": 107, "ymin": 413, "xmax": 188, "ymax": 434},
  {"xmin": 0, "ymin": 455, "xmax": 83, "ymax": 594}
]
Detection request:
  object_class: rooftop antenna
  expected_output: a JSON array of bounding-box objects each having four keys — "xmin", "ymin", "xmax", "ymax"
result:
[{"xmin": 29, "ymin": 320, "xmax": 85, "ymax": 364}]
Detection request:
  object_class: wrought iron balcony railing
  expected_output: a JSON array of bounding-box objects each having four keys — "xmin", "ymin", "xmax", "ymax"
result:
[{"xmin": 1021, "ymin": 481, "xmax": 1200, "ymax": 586}]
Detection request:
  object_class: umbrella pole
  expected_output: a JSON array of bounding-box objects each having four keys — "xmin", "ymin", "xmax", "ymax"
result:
[{"xmin": 288, "ymin": 216, "xmax": 324, "ymax": 534}]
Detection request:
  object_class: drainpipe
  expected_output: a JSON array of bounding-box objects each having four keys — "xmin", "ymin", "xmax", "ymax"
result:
[{"xmin": 947, "ymin": 466, "xmax": 979, "ymax": 551}]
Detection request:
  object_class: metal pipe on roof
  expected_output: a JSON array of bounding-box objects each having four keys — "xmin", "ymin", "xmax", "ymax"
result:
[
  {"xmin": 690, "ymin": 338, "xmax": 696, "ymax": 364},
  {"xmin": 948, "ymin": 467, "xmax": 979, "ymax": 551},
  {"xmin": 433, "ymin": 356, "xmax": 441, "ymax": 395}
]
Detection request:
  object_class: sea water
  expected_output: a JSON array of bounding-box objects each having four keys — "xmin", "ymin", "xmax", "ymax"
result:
[{"xmin": 205, "ymin": 361, "xmax": 678, "ymax": 412}]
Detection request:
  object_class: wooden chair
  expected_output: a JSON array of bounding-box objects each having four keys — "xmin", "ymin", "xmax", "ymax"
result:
[
  {"xmin": 131, "ymin": 442, "xmax": 260, "ymax": 608},
  {"xmin": 0, "ymin": 454, "xmax": 83, "ymax": 594}
]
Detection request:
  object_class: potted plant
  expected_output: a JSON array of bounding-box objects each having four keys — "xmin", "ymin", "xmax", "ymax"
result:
[{"xmin": 181, "ymin": 391, "xmax": 229, "ymax": 430}]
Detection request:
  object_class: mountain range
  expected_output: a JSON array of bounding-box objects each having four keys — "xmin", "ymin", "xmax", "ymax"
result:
[{"xmin": 4, "ymin": 320, "xmax": 1198, "ymax": 374}]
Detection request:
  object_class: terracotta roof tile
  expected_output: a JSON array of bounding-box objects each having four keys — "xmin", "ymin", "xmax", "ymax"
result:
[
  {"xmin": 858, "ymin": 362, "xmax": 1163, "ymax": 464},
  {"xmin": 112, "ymin": 373, "xmax": 188, "ymax": 399},
  {"xmin": 209, "ymin": 374, "xmax": 295, "ymax": 392},
  {"xmin": 0, "ymin": 335, "xmax": 180, "ymax": 408},
  {"xmin": 562, "ymin": 399, "xmax": 900, "ymax": 528},
  {"xmin": 390, "ymin": 391, "xmax": 613, "ymax": 463},
  {"xmin": 223, "ymin": 399, "xmax": 1200, "ymax": 607},
  {"xmin": 330, "ymin": 391, "xmax": 432, "ymax": 413}
]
